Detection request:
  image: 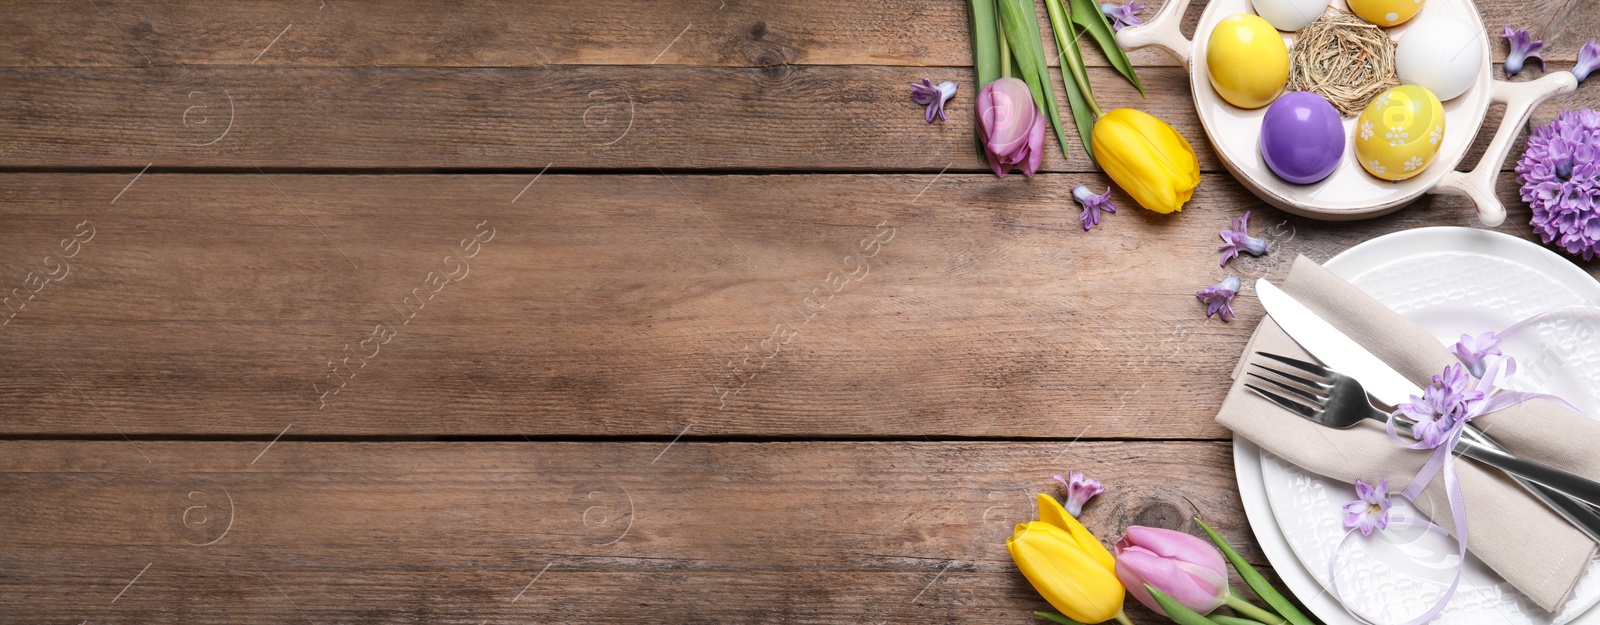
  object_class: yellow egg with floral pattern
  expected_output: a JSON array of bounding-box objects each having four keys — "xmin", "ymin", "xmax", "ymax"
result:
[{"xmin": 1354, "ymin": 85, "xmax": 1444, "ymax": 181}]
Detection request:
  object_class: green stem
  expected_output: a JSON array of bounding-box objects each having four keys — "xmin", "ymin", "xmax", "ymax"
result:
[
  {"xmin": 997, "ymin": 16, "xmax": 1011, "ymax": 79},
  {"xmin": 1113, "ymin": 610, "xmax": 1135, "ymax": 625},
  {"xmin": 1224, "ymin": 589, "xmax": 1287, "ymax": 625},
  {"xmin": 1041, "ymin": 0, "xmax": 1103, "ymax": 118}
]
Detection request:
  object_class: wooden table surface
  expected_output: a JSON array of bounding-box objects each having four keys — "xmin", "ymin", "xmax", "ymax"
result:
[{"xmin": 2, "ymin": 1, "xmax": 1597, "ymax": 622}]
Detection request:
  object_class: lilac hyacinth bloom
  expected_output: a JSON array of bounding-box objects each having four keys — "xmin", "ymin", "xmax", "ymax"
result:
[
  {"xmin": 1218, "ymin": 211, "xmax": 1268, "ymax": 266},
  {"xmin": 1575, "ymin": 39, "xmax": 1600, "ymax": 83},
  {"xmin": 1451, "ymin": 331, "xmax": 1503, "ymax": 378},
  {"xmin": 1072, "ymin": 185, "xmax": 1117, "ymax": 231},
  {"xmin": 1515, "ymin": 108, "xmax": 1600, "ymax": 260},
  {"xmin": 1395, "ymin": 363, "xmax": 1485, "ymax": 448},
  {"xmin": 1500, "ymin": 27, "xmax": 1545, "ymax": 76},
  {"xmin": 1196, "ymin": 276, "xmax": 1241, "ymax": 322},
  {"xmin": 1052, "ymin": 471, "xmax": 1105, "ymax": 517},
  {"xmin": 1342, "ymin": 478, "xmax": 1392, "ymax": 537},
  {"xmin": 1101, "ymin": 1, "xmax": 1146, "ymax": 31},
  {"xmin": 910, "ymin": 78, "xmax": 958, "ymax": 123}
]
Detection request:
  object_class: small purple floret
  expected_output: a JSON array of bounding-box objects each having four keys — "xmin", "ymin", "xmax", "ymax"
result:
[
  {"xmin": 1451, "ymin": 331, "xmax": 1503, "ymax": 378},
  {"xmin": 1195, "ymin": 276, "xmax": 1241, "ymax": 322},
  {"xmin": 1394, "ymin": 363, "xmax": 1485, "ymax": 448},
  {"xmin": 1342, "ymin": 478, "xmax": 1392, "ymax": 537},
  {"xmin": 1051, "ymin": 471, "xmax": 1105, "ymax": 517},
  {"xmin": 1218, "ymin": 211, "xmax": 1268, "ymax": 266},
  {"xmin": 1101, "ymin": 1, "xmax": 1146, "ymax": 31},
  {"xmin": 910, "ymin": 78, "xmax": 958, "ymax": 123},
  {"xmin": 1515, "ymin": 108, "xmax": 1600, "ymax": 260},
  {"xmin": 1072, "ymin": 185, "xmax": 1117, "ymax": 231},
  {"xmin": 1500, "ymin": 26, "xmax": 1545, "ymax": 76},
  {"xmin": 1575, "ymin": 39, "xmax": 1600, "ymax": 83}
]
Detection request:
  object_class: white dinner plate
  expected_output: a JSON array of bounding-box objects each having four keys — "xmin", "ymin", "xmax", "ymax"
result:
[{"xmin": 1234, "ymin": 227, "xmax": 1600, "ymax": 624}]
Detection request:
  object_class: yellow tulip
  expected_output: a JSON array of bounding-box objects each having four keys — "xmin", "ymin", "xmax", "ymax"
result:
[
  {"xmin": 1006, "ymin": 495, "xmax": 1129, "ymax": 624},
  {"xmin": 1091, "ymin": 108, "xmax": 1201, "ymax": 214}
]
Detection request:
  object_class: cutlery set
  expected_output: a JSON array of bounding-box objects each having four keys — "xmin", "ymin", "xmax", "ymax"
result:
[{"xmin": 1250, "ymin": 279, "xmax": 1600, "ymax": 544}]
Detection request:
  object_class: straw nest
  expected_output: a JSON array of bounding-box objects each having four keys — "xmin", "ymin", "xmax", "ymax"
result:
[{"xmin": 1286, "ymin": 9, "xmax": 1400, "ymax": 116}]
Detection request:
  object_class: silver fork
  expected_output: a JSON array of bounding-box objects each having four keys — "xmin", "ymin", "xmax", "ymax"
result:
[{"xmin": 1246, "ymin": 352, "xmax": 1600, "ymax": 543}]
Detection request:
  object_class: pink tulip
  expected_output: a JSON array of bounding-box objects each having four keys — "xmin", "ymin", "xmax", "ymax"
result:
[
  {"xmin": 976, "ymin": 77, "xmax": 1046, "ymax": 178},
  {"xmin": 1114, "ymin": 526, "xmax": 1228, "ymax": 616}
]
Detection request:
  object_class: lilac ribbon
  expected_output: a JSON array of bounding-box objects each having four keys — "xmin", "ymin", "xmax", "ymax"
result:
[{"xmin": 1321, "ymin": 306, "xmax": 1596, "ymax": 625}]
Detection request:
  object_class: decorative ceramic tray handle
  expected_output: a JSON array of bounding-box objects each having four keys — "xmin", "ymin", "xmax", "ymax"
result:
[
  {"xmin": 1430, "ymin": 72, "xmax": 1576, "ymax": 226},
  {"xmin": 1117, "ymin": 0, "xmax": 1577, "ymax": 227}
]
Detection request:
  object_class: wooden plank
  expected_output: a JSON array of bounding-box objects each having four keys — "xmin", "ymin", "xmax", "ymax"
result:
[
  {"xmin": 0, "ymin": 440, "xmax": 1260, "ymax": 623},
  {"xmin": 0, "ymin": 65, "xmax": 1593, "ymax": 172},
  {"xmin": 0, "ymin": 172, "xmax": 1578, "ymax": 437},
  {"xmin": 2, "ymin": 0, "xmax": 1592, "ymax": 68}
]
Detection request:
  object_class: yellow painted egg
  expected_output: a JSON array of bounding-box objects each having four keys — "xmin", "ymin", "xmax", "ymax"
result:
[
  {"xmin": 1354, "ymin": 85, "xmax": 1444, "ymax": 181},
  {"xmin": 1348, "ymin": 0, "xmax": 1424, "ymax": 27},
  {"xmin": 1205, "ymin": 14, "xmax": 1289, "ymax": 109}
]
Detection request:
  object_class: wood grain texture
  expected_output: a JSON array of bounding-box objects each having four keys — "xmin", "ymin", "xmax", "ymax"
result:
[
  {"xmin": 0, "ymin": 440, "xmax": 1261, "ymax": 624},
  {"xmin": 0, "ymin": 65, "xmax": 1595, "ymax": 172},
  {"xmin": 2, "ymin": 0, "xmax": 1593, "ymax": 67},
  {"xmin": 0, "ymin": 173, "xmax": 1585, "ymax": 437}
]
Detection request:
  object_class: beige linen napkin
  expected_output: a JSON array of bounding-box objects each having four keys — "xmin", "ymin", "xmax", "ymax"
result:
[{"xmin": 1216, "ymin": 256, "xmax": 1599, "ymax": 613}]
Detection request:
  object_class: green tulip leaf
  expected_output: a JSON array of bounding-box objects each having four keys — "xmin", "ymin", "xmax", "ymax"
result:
[
  {"xmin": 1147, "ymin": 585, "xmax": 1224, "ymax": 625},
  {"xmin": 1066, "ymin": 0, "xmax": 1144, "ymax": 95},
  {"xmin": 1041, "ymin": 0, "xmax": 1097, "ymax": 161},
  {"xmin": 1034, "ymin": 612, "xmax": 1090, "ymax": 625},
  {"xmin": 965, "ymin": 0, "xmax": 1001, "ymax": 163},
  {"xmin": 1196, "ymin": 518, "xmax": 1317, "ymax": 625},
  {"xmin": 1209, "ymin": 616, "xmax": 1269, "ymax": 625},
  {"xmin": 995, "ymin": 0, "xmax": 1072, "ymax": 159}
]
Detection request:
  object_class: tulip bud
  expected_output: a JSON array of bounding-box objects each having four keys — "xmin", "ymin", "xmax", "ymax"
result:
[
  {"xmin": 976, "ymin": 78, "xmax": 1047, "ymax": 178},
  {"xmin": 1114, "ymin": 526, "xmax": 1228, "ymax": 617},
  {"xmin": 1006, "ymin": 495, "xmax": 1128, "ymax": 623},
  {"xmin": 1090, "ymin": 108, "xmax": 1200, "ymax": 214}
]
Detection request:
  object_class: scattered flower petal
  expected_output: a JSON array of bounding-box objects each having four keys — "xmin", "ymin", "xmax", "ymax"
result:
[
  {"xmin": 1052, "ymin": 471, "xmax": 1106, "ymax": 517},
  {"xmin": 1575, "ymin": 39, "xmax": 1600, "ymax": 83},
  {"xmin": 1101, "ymin": 1, "xmax": 1146, "ymax": 31},
  {"xmin": 1451, "ymin": 331, "xmax": 1503, "ymax": 378},
  {"xmin": 1195, "ymin": 276, "xmax": 1241, "ymax": 322},
  {"xmin": 1515, "ymin": 108, "xmax": 1600, "ymax": 260},
  {"xmin": 1500, "ymin": 26, "xmax": 1546, "ymax": 76},
  {"xmin": 1342, "ymin": 478, "xmax": 1392, "ymax": 537},
  {"xmin": 1218, "ymin": 211, "xmax": 1268, "ymax": 266},
  {"xmin": 910, "ymin": 78, "xmax": 959, "ymax": 123},
  {"xmin": 1072, "ymin": 185, "xmax": 1117, "ymax": 230}
]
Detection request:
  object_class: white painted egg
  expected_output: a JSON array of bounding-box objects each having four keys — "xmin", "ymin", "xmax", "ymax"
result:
[
  {"xmin": 1395, "ymin": 15, "xmax": 1484, "ymax": 101},
  {"xmin": 1251, "ymin": 0, "xmax": 1330, "ymax": 31}
]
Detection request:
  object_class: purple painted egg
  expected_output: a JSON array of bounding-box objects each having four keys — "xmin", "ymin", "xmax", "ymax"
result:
[{"xmin": 1259, "ymin": 92, "xmax": 1345, "ymax": 185}]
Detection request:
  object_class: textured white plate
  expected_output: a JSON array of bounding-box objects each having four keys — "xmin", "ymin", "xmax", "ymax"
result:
[{"xmin": 1234, "ymin": 227, "xmax": 1600, "ymax": 624}]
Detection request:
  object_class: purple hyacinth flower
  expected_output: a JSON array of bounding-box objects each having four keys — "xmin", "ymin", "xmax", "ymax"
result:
[
  {"xmin": 1218, "ymin": 211, "xmax": 1268, "ymax": 266},
  {"xmin": 1515, "ymin": 108, "xmax": 1600, "ymax": 260},
  {"xmin": 1451, "ymin": 331, "xmax": 1503, "ymax": 378},
  {"xmin": 1342, "ymin": 478, "xmax": 1392, "ymax": 537},
  {"xmin": 1052, "ymin": 471, "xmax": 1105, "ymax": 517},
  {"xmin": 1395, "ymin": 363, "xmax": 1485, "ymax": 448},
  {"xmin": 1576, "ymin": 39, "xmax": 1600, "ymax": 83},
  {"xmin": 1500, "ymin": 26, "xmax": 1546, "ymax": 76},
  {"xmin": 1195, "ymin": 276, "xmax": 1241, "ymax": 322},
  {"xmin": 1072, "ymin": 185, "xmax": 1117, "ymax": 230},
  {"xmin": 1101, "ymin": 1, "xmax": 1146, "ymax": 31},
  {"xmin": 910, "ymin": 78, "xmax": 958, "ymax": 123}
]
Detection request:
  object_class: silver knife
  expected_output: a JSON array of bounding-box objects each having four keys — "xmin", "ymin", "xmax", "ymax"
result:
[{"xmin": 1255, "ymin": 278, "xmax": 1600, "ymax": 544}]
